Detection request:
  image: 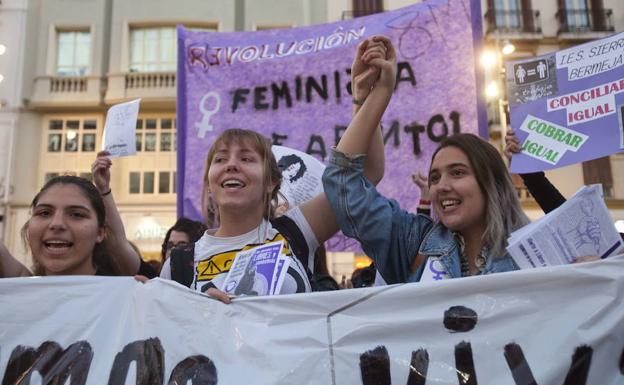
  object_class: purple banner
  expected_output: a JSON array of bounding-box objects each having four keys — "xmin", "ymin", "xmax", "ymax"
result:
[
  {"xmin": 507, "ymin": 32, "xmax": 624, "ymax": 174},
  {"xmin": 177, "ymin": 0, "xmax": 485, "ymax": 251}
]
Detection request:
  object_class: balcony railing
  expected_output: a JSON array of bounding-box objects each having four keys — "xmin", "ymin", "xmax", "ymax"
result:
[
  {"xmin": 30, "ymin": 75, "xmax": 102, "ymax": 108},
  {"xmin": 49, "ymin": 76, "xmax": 88, "ymax": 93},
  {"xmin": 557, "ymin": 8, "xmax": 614, "ymax": 34},
  {"xmin": 485, "ymin": 9, "xmax": 542, "ymax": 35},
  {"xmin": 125, "ymin": 72, "xmax": 176, "ymax": 90}
]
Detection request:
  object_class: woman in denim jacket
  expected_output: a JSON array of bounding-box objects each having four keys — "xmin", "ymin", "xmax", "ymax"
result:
[{"xmin": 322, "ymin": 37, "xmax": 529, "ymax": 284}]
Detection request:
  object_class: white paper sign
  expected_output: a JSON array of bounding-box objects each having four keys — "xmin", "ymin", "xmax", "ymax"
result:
[
  {"xmin": 101, "ymin": 99, "xmax": 141, "ymax": 157},
  {"xmin": 272, "ymin": 145, "xmax": 325, "ymax": 208},
  {"xmin": 1, "ymin": 257, "xmax": 624, "ymax": 384},
  {"xmin": 507, "ymin": 184, "xmax": 624, "ymax": 268}
]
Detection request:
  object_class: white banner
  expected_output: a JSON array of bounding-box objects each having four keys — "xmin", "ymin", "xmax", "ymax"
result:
[{"xmin": 1, "ymin": 256, "xmax": 623, "ymax": 384}]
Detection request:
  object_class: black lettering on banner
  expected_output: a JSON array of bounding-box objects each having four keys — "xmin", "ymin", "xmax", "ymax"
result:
[
  {"xmin": 402, "ymin": 112, "xmax": 461, "ymax": 156},
  {"xmin": 443, "ymin": 306, "xmax": 477, "ymax": 333},
  {"xmin": 346, "ymin": 68, "xmax": 353, "ymax": 95},
  {"xmin": 107, "ymin": 338, "xmax": 164, "ymax": 385},
  {"xmin": 306, "ymin": 135, "xmax": 327, "ymax": 161},
  {"xmin": 427, "ymin": 114, "xmax": 448, "ymax": 142},
  {"xmin": 306, "ymin": 75, "xmax": 328, "ymax": 103},
  {"xmin": 2, "ymin": 341, "xmax": 93, "ymax": 385},
  {"xmin": 449, "ymin": 110, "xmax": 461, "ymax": 134},
  {"xmin": 396, "ymin": 62, "xmax": 417, "ymax": 89},
  {"xmin": 404, "ymin": 122, "xmax": 426, "ymax": 155},
  {"xmin": 454, "ymin": 341, "xmax": 477, "ymax": 385},
  {"xmin": 359, "ymin": 346, "xmax": 391, "ymax": 385},
  {"xmin": 254, "ymin": 86, "xmax": 270, "ymax": 110},
  {"xmin": 562, "ymin": 345, "xmax": 593, "ymax": 385},
  {"xmin": 334, "ymin": 70, "xmax": 342, "ymax": 100},
  {"xmin": 407, "ymin": 349, "xmax": 429, "ymax": 385},
  {"xmin": 168, "ymin": 355, "xmax": 218, "ymax": 385},
  {"xmin": 503, "ymin": 343, "xmax": 538, "ymax": 385},
  {"xmin": 295, "ymin": 76, "xmax": 303, "ymax": 101},
  {"xmin": 384, "ymin": 120, "xmax": 401, "ymax": 147},
  {"xmin": 334, "ymin": 125, "xmax": 347, "ymax": 146},
  {"xmin": 271, "ymin": 82, "xmax": 292, "ymax": 110},
  {"xmin": 231, "ymin": 88, "xmax": 250, "ymax": 113},
  {"xmin": 271, "ymin": 133, "xmax": 288, "ymax": 145}
]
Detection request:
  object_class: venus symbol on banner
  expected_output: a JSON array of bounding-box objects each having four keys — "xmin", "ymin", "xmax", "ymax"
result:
[{"xmin": 195, "ymin": 92, "xmax": 221, "ymax": 138}]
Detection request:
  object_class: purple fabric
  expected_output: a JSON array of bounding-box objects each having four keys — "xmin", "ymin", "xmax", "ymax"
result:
[
  {"xmin": 177, "ymin": 0, "xmax": 484, "ymax": 251},
  {"xmin": 508, "ymin": 32, "xmax": 624, "ymax": 174}
]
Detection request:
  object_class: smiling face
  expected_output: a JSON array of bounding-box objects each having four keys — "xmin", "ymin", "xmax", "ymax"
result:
[
  {"xmin": 27, "ymin": 184, "xmax": 105, "ymax": 275},
  {"xmin": 429, "ymin": 146, "xmax": 486, "ymax": 236},
  {"xmin": 207, "ymin": 139, "xmax": 273, "ymax": 218}
]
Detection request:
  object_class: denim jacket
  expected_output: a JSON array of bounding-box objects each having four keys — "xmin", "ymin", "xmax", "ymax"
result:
[{"xmin": 322, "ymin": 150, "xmax": 518, "ymax": 284}]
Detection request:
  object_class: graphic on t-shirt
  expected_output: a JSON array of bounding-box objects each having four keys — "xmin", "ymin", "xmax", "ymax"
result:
[{"xmin": 195, "ymin": 233, "xmax": 291, "ymax": 282}]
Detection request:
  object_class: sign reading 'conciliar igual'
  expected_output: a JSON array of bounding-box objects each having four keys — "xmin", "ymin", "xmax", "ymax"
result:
[{"xmin": 507, "ymin": 32, "xmax": 624, "ymax": 173}]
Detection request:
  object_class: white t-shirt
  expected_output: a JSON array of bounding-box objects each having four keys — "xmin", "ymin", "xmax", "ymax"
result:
[{"xmin": 160, "ymin": 207, "xmax": 318, "ymax": 294}]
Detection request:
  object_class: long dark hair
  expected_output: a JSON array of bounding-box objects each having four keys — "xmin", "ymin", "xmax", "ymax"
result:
[
  {"xmin": 430, "ymin": 134, "xmax": 529, "ymax": 257},
  {"xmin": 22, "ymin": 175, "xmax": 119, "ymax": 275},
  {"xmin": 278, "ymin": 154, "xmax": 307, "ymax": 182}
]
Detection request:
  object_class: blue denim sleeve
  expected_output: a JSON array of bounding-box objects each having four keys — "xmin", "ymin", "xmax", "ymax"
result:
[{"xmin": 322, "ymin": 149, "xmax": 433, "ymax": 284}]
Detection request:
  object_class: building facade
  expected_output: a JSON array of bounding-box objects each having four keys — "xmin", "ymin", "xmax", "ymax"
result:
[{"xmin": 0, "ymin": 0, "xmax": 622, "ymax": 278}]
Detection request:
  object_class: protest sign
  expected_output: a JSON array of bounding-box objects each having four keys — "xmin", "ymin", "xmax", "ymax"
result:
[
  {"xmin": 101, "ymin": 99, "xmax": 141, "ymax": 157},
  {"xmin": 1, "ymin": 257, "xmax": 623, "ymax": 384},
  {"xmin": 507, "ymin": 32, "xmax": 624, "ymax": 173},
  {"xmin": 177, "ymin": 0, "xmax": 487, "ymax": 250},
  {"xmin": 272, "ymin": 145, "xmax": 325, "ymax": 208},
  {"xmin": 222, "ymin": 240, "xmax": 286, "ymax": 296},
  {"xmin": 507, "ymin": 184, "xmax": 624, "ymax": 268}
]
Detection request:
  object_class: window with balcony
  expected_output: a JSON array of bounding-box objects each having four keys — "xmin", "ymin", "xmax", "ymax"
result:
[
  {"xmin": 56, "ymin": 30, "xmax": 90, "ymax": 76},
  {"xmin": 46, "ymin": 118, "xmax": 98, "ymax": 153},
  {"xmin": 135, "ymin": 117, "xmax": 176, "ymax": 152},
  {"xmin": 129, "ymin": 27, "xmax": 176, "ymax": 72},
  {"xmin": 557, "ymin": 0, "xmax": 614, "ymax": 33},
  {"xmin": 485, "ymin": 0, "xmax": 540, "ymax": 34}
]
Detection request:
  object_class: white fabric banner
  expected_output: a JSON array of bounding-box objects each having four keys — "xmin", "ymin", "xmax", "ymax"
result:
[{"xmin": 1, "ymin": 256, "xmax": 623, "ymax": 384}]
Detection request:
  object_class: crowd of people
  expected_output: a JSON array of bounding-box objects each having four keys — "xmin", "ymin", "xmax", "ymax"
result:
[{"xmin": 0, "ymin": 35, "xmax": 610, "ymax": 301}]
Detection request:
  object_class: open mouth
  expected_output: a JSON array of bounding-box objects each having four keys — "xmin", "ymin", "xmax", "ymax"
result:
[
  {"xmin": 43, "ymin": 240, "xmax": 73, "ymax": 253},
  {"xmin": 221, "ymin": 179, "xmax": 245, "ymax": 189},
  {"xmin": 440, "ymin": 199, "xmax": 461, "ymax": 210}
]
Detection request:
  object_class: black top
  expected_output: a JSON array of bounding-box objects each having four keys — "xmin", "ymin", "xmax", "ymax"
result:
[{"xmin": 95, "ymin": 259, "xmax": 157, "ymax": 278}]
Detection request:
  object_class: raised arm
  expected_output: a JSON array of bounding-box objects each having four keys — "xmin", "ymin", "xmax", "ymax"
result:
[
  {"xmin": 92, "ymin": 151, "xmax": 142, "ymax": 275},
  {"xmin": 352, "ymin": 38, "xmax": 386, "ymax": 185},
  {"xmin": 504, "ymin": 130, "xmax": 566, "ymax": 213},
  {"xmin": 300, "ymin": 36, "xmax": 397, "ymax": 244},
  {"xmin": 336, "ymin": 36, "xmax": 396, "ymax": 157},
  {"xmin": 0, "ymin": 241, "xmax": 31, "ymax": 277}
]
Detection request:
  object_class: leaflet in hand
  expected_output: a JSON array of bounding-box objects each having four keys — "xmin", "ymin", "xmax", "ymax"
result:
[
  {"xmin": 101, "ymin": 99, "xmax": 141, "ymax": 157},
  {"xmin": 507, "ymin": 184, "xmax": 624, "ymax": 269},
  {"xmin": 222, "ymin": 241, "xmax": 291, "ymax": 296}
]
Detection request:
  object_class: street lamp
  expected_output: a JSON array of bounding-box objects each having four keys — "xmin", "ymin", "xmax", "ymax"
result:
[
  {"xmin": 501, "ymin": 40, "xmax": 515, "ymax": 55},
  {"xmin": 481, "ymin": 38, "xmax": 516, "ymax": 151}
]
